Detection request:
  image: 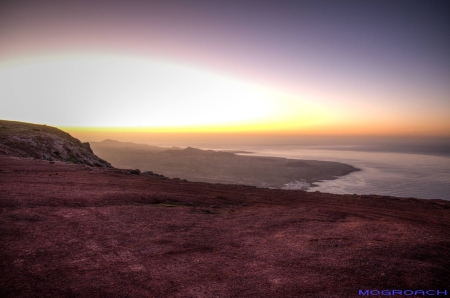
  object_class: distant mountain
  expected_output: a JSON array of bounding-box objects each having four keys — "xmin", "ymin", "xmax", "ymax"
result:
[
  {"xmin": 0, "ymin": 120, "xmax": 112, "ymax": 167},
  {"xmin": 90, "ymin": 139, "xmax": 181, "ymax": 152}
]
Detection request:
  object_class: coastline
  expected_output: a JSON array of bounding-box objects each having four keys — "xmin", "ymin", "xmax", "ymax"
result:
[
  {"xmin": 90, "ymin": 144, "xmax": 360, "ymax": 189},
  {"xmin": 235, "ymin": 148, "xmax": 450, "ymax": 200}
]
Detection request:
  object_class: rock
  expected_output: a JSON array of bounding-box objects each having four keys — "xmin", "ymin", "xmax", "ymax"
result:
[
  {"xmin": 81, "ymin": 142, "xmax": 94, "ymax": 153},
  {"xmin": 0, "ymin": 120, "xmax": 112, "ymax": 168}
]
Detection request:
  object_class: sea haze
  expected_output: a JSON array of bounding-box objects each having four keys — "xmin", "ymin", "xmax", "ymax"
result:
[{"xmin": 234, "ymin": 142, "xmax": 450, "ymax": 201}]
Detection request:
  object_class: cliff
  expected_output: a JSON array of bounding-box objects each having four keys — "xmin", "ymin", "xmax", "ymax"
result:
[{"xmin": 0, "ymin": 120, "xmax": 111, "ymax": 167}]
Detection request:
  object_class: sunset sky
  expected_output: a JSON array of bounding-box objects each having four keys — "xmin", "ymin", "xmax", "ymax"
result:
[{"xmin": 1, "ymin": 0, "xmax": 449, "ymax": 143}]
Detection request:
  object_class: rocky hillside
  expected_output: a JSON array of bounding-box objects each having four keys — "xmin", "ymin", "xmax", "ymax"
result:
[{"xmin": 0, "ymin": 120, "xmax": 112, "ymax": 167}]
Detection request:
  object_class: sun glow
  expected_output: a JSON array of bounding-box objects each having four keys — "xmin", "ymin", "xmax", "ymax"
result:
[
  {"xmin": 1, "ymin": 53, "xmax": 327, "ymax": 133},
  {"xmin": 3, "ymin": 53, "xmax": 448, "ymax": 137}
]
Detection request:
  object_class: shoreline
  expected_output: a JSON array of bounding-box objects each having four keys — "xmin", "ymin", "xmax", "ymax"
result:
[
  {"xmin": 235, "ymin": 148, "xmax": 450, "ymax": 200},
  {"xmin": 90, "ymin": 145, "xmax": 360, "ymax": 189}
]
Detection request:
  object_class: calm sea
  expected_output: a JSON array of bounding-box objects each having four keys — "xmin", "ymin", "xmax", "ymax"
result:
[{"xmin": 237, "ymin": 146, "xmax": 450, "ymax": 201}]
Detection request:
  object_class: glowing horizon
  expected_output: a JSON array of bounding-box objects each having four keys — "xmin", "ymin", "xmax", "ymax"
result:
[
  {"xmin": 1, "ymin": 1, "xmax": 449, "ymax": 139},
  {"xmin": 2, "ymin": 53, "xmax": 449, "ymax": 138}
]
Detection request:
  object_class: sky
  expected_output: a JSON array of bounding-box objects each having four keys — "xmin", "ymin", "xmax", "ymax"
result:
[{"xmin": 1, "ymin": 0, "xmax": 449, "ymax": 145}]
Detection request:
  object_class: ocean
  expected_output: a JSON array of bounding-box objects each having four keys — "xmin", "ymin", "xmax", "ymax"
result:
[{"xmin": 237, "ymin": 145, "xmax": 450, "ymax": 201}]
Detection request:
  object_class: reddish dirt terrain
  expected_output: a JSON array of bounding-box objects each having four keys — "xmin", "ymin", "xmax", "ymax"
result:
[{"xmin": 1, "ymin": 155, "xmax": 449, "ymax": 297}]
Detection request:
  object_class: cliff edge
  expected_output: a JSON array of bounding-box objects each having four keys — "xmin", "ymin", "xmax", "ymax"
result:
[{"xmin": 0, "ymin": 120, "xmax": 111, "ymax": 167}]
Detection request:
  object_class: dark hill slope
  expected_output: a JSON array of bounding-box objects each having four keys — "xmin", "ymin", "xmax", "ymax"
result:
[{"xmin": 0, "ymin": 120, "xmax": 111, "ymax": 167}]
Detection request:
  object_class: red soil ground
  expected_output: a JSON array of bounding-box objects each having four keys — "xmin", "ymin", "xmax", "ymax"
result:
[{"xmin": 1, "ymin": 156, "xmax": 449, "ymax": 297}]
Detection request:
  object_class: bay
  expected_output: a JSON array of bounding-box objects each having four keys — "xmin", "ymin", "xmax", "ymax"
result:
[{"xmin": 238, "ymin": 146, "xmax": 450, "ymax": 200}]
